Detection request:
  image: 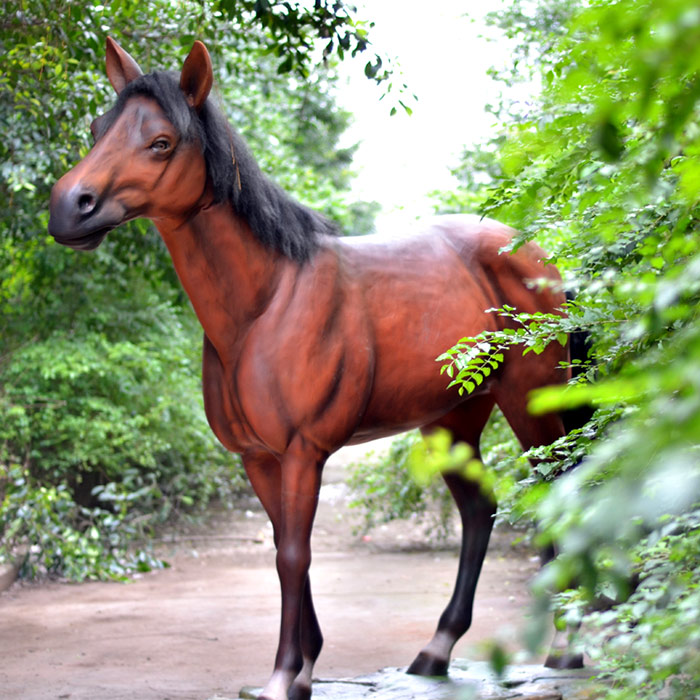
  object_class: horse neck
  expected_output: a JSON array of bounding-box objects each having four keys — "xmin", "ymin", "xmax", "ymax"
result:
[{"xmin": 155, "ymin": 202, "xmax": 285, "ymax": 355}]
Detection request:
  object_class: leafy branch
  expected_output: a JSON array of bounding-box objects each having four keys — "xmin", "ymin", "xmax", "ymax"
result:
[
  {"xmin": 215, "ymin": 0, "xmax": 392, "ymax": 82},
  {"xmin": 437, "ymin": 304, "xmax": 575, "ymax": 397}
]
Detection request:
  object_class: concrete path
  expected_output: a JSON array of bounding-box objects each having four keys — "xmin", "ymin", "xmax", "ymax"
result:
[{"xmin": 231, "ymin": 661, "xmax": 601, "ymax": 699}]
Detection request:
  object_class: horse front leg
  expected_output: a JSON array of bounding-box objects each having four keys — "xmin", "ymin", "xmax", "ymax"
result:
[
  {"xmin": 250, "ymin": 440, "xmax": 325, "ymax": 700},
  {"xmin": 243, "ymin": 450, "xmax": 324, "ymax": 700}
]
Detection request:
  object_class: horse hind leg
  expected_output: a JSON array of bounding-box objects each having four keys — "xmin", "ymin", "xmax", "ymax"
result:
[
  {"xmin": 490, "ymin": 367, "xmax": 584, "ymax": 670},
  {"xmin": 408, "ymin": 395, "xmax": 497, "ymax": 677}
]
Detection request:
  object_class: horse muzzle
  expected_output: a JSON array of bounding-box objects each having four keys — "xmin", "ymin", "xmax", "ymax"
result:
[{"xmin": 48, "ymin": 179, "xmax": 122, "ymax": 250}]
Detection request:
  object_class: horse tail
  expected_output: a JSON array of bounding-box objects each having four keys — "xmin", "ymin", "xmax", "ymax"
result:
[
  {"xmin": 561, "ymin": 290, "xmax": 593, "ymax": 435},
  {"xmin": 540, "ymin": 291, "xmax": 594, "ymax": 572}
]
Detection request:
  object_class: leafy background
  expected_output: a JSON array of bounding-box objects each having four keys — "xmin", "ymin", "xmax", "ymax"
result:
[
  {"xmin": 2, "ymin": 0, "xmax": 700, "ymax": 698},
  {"xmin": 425, "ymin": 1, "xmax": 700, "ymax": 697}
]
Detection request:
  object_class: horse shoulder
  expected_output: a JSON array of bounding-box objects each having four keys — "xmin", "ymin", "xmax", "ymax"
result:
[{"xmin": 232, "ymin": 249, "xmax": 376, "ymax": 454}]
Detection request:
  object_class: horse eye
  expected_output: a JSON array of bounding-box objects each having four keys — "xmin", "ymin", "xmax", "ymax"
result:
[{"xmin": 150, "ymin": 138, "xmax": 172, "ymax": 153}]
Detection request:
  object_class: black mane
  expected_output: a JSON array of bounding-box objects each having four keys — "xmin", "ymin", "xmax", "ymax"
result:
[{"xmin": 96, "ymin": 71, "xmax": 337, "ymax": 262}]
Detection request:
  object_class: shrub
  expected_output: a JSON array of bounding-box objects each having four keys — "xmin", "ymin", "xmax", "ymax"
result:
[{"xmin": 0, "ymin": 312, "xmax": 244, "ymax": 580}]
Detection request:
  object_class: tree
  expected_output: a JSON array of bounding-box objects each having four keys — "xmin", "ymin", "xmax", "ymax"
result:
[
  {"xmin": 431, "ymin": 1, "xmax": 700, "ymax": 696},
  {"xmin": 0, "ymin": 0, "xmax": 381, "ymax": 579}
]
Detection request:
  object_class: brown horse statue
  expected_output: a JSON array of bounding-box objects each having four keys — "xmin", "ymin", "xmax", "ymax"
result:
[{"xmin": 49, "ymin": 39, "xmax": 581, "ymax": 700}]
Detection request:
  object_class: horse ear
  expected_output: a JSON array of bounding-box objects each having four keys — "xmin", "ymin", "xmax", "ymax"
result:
[
  {"xmin": 180, "ymin": 41, "xmax": 213, "ymax": 111},
  {"xmin": 105, "ymin": 37, "xmax": 143, "ymax": 94}
]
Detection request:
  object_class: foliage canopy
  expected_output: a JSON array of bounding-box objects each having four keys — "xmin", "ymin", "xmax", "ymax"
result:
[{"xmin": 426, "ymin": 0, "xmax": 700, "ymax": 696}]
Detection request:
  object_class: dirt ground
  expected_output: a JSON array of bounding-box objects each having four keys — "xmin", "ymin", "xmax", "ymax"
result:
[{"xmin": 0, "ymin": 441, "xmax": 543, "ymax": 700}]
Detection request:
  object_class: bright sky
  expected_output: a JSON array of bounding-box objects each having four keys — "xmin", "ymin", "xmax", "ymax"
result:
[{"xmin": 337, "ymin": 1, "xmax": 513, "ymax": 230}]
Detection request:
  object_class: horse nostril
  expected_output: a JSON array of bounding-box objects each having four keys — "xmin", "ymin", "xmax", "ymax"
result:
[{"xmin": 77, "ymin": 192, "xmax": 97, "ymax": 215}]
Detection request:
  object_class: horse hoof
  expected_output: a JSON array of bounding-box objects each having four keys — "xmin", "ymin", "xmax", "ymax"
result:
[
  {"xmin": 544, "ymin": 651, "xmax": 584, "ymax": 670},
  {"xmin": 287, "ymin": 682, "xmax": 311, "ymax": 700},
  {"xmin": 406, "ymin": 651, "xmax": 449, "ymax": 677}
]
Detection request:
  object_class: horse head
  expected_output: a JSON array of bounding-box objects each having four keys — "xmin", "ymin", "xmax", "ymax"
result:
[{"xmin": 48, "ymin": 39, "xmax": 214, "ymax": 250}]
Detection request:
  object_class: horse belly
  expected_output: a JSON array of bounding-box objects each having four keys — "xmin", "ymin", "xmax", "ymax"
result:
[
  {"xmin": 339, "ymin": 238, "xmax": 498, "ymax": 442},
  {"xmin": 353, "ymin": 366, "xmax": 483, "ymax": 443},
  {"xmin": 352, "ymin": 301, "xmax": 494, "ymax": 442}
]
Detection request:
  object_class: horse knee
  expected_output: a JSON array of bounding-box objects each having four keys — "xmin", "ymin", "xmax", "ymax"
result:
[{"xmin": 276, "ymin": 543, "xmax": 311, "ymax": 581}]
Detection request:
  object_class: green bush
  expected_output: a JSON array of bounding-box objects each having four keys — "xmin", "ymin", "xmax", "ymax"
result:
[
  {"xmin": 348, "ymin": 410, "xmax": 529, "ymax": 542},
  {"xmin": 0, "ymin": 462, "xmax": 163, "ymax": 580},
  {"xmin": 427, "ymin": 0, "xmax": 700, "ymax": 694},
  {"xmin": 0, "ymin": 307, "xmax": 244, "ymax": 580},
  {"xmin": 573, "ymin": 509, "xmax": 700, "ymax": 699}
]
